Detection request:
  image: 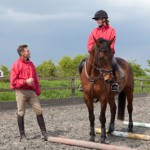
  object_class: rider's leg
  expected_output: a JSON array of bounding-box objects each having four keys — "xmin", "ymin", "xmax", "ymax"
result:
[
  {"xmin": 78, "ymin": 58, "xmax": 87, "ymax": 74},
  {"xmin": 111, "ymin": 56, "xmax": 120, "ymax": 93},
  {"xmin": 78, "ymin": 58, "xmax": 87, "ymax": 91}
]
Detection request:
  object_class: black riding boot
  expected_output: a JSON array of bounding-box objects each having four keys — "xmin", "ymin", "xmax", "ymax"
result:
[
  {"xmin": 111, "ymin": 69, "xmax": 120, "ymax": 93},
  {"xmin": 17, "ymin": 115, "xmax": 27, "ymax": 142},
  {"xmin": 78, "ymin": 58, "xmax": 87, "ymax": 91},
  {"xmin": 37, "ymin": 114, "xmax": 48, "ymax": 141},
  {"xmin": 78, "ymin": 58, "xmax": 87, "ymax": 74},
  {"xmin": 111, "ymin": 56, "xmax": 120, "ymax": 93}
]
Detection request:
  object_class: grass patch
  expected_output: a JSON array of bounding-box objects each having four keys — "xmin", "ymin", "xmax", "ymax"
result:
[{"xmin": 0, "ymin": 77, "xmax": 150, "ymax": 102}]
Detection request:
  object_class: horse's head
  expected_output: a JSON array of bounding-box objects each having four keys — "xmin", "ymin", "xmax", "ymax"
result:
[{"xmin": 91, "ymin": 37, "xmax": 115, "ymax": 83}]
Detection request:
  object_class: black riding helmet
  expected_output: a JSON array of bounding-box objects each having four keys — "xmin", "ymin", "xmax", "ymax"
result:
[{"xmin": 92, "ymin": 10, "xmax": 108, "ymax": 20}]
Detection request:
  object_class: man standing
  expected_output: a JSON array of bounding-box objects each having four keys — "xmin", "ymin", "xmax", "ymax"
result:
[{"xmin": 10, "ymin": 45, "xmax": 47, "ymax": 142}]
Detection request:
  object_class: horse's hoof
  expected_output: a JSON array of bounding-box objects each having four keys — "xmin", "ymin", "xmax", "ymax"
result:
[
  {"xmin": 100, "ymin": 138, "xmax": 110, "ymax": 144},
  {"xmin": 100, "ymin": 137, "xmax": 106, "ymax": 143},
  {"xmin": 128, "ymin": 129, "xmax": 133, "ymax": 133},
  {"xmin": 100, "ymin": 139, "xmax": 105, "ymax": 143},
  {"xmin": 89, "ymin": 136, "xmax": 95, "ymax": 142}
]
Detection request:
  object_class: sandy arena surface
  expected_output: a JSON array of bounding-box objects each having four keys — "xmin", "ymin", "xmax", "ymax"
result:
[{"xmin": 0, "ymin": 95, "xmax": 150, "ymax": 150}]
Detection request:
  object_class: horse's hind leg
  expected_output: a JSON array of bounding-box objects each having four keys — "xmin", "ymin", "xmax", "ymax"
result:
[
  {"xmin": 126, "ymin": 91, "xmax": 133, "ymax": 132},
  {"xmin": 107, "ymin": 96, "xmax": 116, "ymax": 134},
  {"xmin": 84, "ymin": 96, "xmax": 95, "ymax": 142}
]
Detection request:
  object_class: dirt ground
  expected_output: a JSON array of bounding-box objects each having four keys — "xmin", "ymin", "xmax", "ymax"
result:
[{"xmin": 0, "ymin": 95, "xmax": 150, "ymax": 150}]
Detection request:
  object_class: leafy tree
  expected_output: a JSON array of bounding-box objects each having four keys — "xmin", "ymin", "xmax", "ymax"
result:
[
  {"xmin": 36, "ymin": 60, "xmax": 56, "ymax": 77},
  {"xmin": 128, "ymin": 60, "xmax": 146, "ymax": 77},
  {"xmin": 72, "ymin": 54, "xmax": 88, "ymax": 76},
  {"xmin": 57, "ymin": 54, "xmax": 88, "ymax": 77},
  {"xmin": 147, "ymin": 60, "xmax": 150, "ymax": 66},
  {"xmin": 0, "ymin": 65, "xmax": 9, "ymax": 77},
  {"xmin": 145, "ymin": 60, "xmax": 150, "ymax": 74},
  {"xmin": 57, "ymin": 56, "xmax": 73, "ymax": 77}
]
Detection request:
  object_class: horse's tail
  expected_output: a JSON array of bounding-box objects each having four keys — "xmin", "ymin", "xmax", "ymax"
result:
[{"xmin": 117, "ymin": 90, "xmax": 126, "ymax": 120}]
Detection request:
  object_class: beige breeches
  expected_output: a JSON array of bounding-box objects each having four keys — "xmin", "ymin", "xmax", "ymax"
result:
[{"xmin": 16, "ymin": 90, "xmax": 42, "ymax": 116}]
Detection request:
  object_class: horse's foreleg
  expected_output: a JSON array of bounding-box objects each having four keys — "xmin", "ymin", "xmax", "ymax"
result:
[
  {"xmin": 85, "ymin": 96, "xmax": 95, "ymax": 142},
  {"xmin": 126, "ymin": 92, "xmax": 133, "ymax": 132},
  {"xmin": 107, "ymin": 97, "xmax": 116, "ymax": 134},
  {"xmin": 99, "ymin": 101, "xmax": 107, "ymax": 143},
  {"xmin": 88, "ymin": 109, "xmax": 95, "ymax": 142}
]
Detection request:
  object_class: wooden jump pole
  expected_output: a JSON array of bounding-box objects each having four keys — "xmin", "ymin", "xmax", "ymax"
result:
[
  {"xmin": 48, "ymin": 136, "xmax": 136, "ymax": 150},
  {"xmin": 95, "ymin": 128, "xmax": 150, "ymax": 141},
  {"xmin": 123, "ymin": 121, "xmax": 150, "ymax": 128}
]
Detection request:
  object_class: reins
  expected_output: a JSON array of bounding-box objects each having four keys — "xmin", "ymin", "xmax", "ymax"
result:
[
  {"xmin": 84, "ymin": 56, "xmax": 113, "ymax": 102},
  {"xmin": 83, "ymin": 37, "xmax": 114, "ymax": 100},
  {"xmin": 88, "ymin": 59, "xmax": 113, "ymax": 74},
  {"xmin": 84, "ymin": 57, "xmax": 113, "ymax": 83}
]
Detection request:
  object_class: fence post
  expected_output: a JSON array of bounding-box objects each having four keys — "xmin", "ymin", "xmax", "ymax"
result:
[
  {"xmin": 71, "ymin": 77, "xmax": 75, "ymax": 96},
  {"xmin": 139, "ymin": 79, "xmax": 144, "ymax": 92}
]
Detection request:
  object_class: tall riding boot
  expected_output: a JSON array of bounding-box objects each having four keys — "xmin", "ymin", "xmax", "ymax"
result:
[
  {"xmin": 111, "ymin": 69, "xmax": 120, "ymax": 93},
  {"xmin": 78, "ymin": 58, "xmax": 87, "ymax": 91},
  {"xmin": 78, "ymin": 58, "xmax": 87, "ymax": 74},
  {"xmin": 17, "ymin": 115, "xmax": 27, "ymax": 142},
  {"xmin": 111, "ymin": 56, "xmax": 120, "ymax": 93},
  {"xmin": 37, "ymin": 114, "xmax": 48, "ymax": 141}
]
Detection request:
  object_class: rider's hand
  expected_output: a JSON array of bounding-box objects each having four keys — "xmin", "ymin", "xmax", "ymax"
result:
[{"xmin": 26, "ymin": 78, "xmax": 34, "ymax": 85}]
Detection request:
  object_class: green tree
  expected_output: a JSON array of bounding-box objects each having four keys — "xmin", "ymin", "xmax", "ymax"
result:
[
  {"xmin": 57, "ymin": 56, "xmax": 73, "ymax": 77},
  {"xmin": 0, "ymin": 65, "xmax": 9, "ymax": 77},
  {"xmin": 57, "ymin": 54, "xmax": 88, "ymax": 77},
  {"xmin": 145, "ymin": 60, "xmax": 150, "ymax": 74},
  {"xmin": 72, "ymin": 54, "xmax": 88, "ymax": 76},
  {"xmin": 36, "ymin": 60, "xmax": 56, "ymax": 77},
  {"xmin": 128, "ymin": 60, "xmax": 146, "ymax": 77},
  {"xmin": 147, "ymin": 60, "xmax": 150, "ymax": 66}
]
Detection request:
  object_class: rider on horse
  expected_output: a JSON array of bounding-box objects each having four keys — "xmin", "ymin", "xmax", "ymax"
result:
[{"xmin": 79, "ymin": 10, "xmax": 120, "ymax": 93}]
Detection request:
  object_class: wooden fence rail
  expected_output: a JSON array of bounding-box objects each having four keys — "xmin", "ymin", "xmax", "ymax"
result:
[
  {"xmin": 0, "ymin": 77, "xmax": 150, "ymax": 96},
  {"xmin": 134, "ymin": 78, "xmax": 150, "ymax": 93}
]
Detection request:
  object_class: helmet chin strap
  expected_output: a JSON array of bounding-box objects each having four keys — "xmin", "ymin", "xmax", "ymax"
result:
[{"xmin": 99, "ymin": 25, "xmax": 103, "ymax": 28}]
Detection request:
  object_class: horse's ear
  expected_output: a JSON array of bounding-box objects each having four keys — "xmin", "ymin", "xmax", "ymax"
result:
[{"xmin": 108, "ymin": 36, "xmax": 115, "ymax": 45}]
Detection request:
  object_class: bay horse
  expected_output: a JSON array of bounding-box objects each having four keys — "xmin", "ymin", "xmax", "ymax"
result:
[{"xmin": 80, "ymin": 37, "xmax": 134, "ymax": 143}]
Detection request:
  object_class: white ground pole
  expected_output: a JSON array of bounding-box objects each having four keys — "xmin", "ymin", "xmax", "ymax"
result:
[
  {"xmin": 95, "ymin": 128, "xmax": 150, "ymax": 141},
  {"xmin": 123, "ymin": 121, "xmax": 150, "ymax": 128}
]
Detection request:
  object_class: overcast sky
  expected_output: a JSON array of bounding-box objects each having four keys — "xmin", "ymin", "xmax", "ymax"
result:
[{"xmin": 0, "ymin": 0, "xmax": 150, "ymax": 69}]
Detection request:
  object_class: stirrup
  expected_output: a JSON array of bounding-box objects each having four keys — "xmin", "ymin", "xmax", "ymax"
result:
[{"xmin": 111, "ymin": 83, "xmax": 120, "ymax": 93}]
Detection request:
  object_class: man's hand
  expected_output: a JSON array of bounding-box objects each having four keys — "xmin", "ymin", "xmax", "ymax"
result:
[{"xmin": 26, "ymin": 78, "xmax": 34, "ymax": 85}]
